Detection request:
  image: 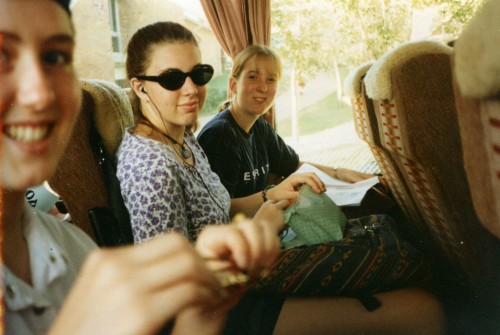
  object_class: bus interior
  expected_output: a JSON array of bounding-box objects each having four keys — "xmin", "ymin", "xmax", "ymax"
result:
[{"xmin": 16, "ymin": 0, "xmax": 500, "ymax": 334}]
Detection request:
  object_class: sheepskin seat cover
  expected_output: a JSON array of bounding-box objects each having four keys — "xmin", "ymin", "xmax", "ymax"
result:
[
  {"xmin": 364, "ymin": 40, "xmax": 489, "ymax": 287},
  {"xmin": 453, "ymin": 0, "xmax": 500, "ymax": 239}
]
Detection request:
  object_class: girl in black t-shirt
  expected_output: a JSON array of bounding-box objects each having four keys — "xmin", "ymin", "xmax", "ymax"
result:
[{"xmin": 198, "ymin": 45, "xmax": 374, "ymax": 218}]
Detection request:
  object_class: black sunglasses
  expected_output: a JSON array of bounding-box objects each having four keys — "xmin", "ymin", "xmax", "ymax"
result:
[{"xmin": 137, "ymin": 64, "xmax": 214, "ymax": 91}]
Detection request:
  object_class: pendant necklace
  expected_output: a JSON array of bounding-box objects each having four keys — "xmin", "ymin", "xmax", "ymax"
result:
[{"xmin": 163, "ymin": 133, "xmax": 192, "ymax": 159}]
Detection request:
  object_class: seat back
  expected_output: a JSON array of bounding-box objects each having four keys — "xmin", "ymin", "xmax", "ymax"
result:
[
  {"xmin": 453, "ymin": 0, "xmax": 500, "ymax": 239},
  {"xmin": 345, "ymin": 62, "xmax": 425, "ymax": 229},
  {"xmin": 49, "ymin": 79, "xmax": 135, "ymax": 246},
  {"xmin": 124, "ymin": 87, "xmax": 141, "ymax": 121},
  {"xmin": 364, "ymin": 41, "xmax": 483, "ymax": 281}
]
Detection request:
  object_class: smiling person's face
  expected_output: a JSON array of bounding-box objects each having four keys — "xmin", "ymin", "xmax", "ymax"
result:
[
  {"xmin": 0, "ymin": 0, "xmax": 81, "ymax": 191},
  {"xmin": 230, "ymin": 55, "xmax": 279, "ymax": 117}
]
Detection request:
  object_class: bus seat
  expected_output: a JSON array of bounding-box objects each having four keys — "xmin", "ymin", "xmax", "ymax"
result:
[
  {"xmin": 363, "ymin": 40, "xmax": 483, "ymax": 282},
  {"xmin": 453, "ymin": 0, "xmax": 500, "ymax": 239},
  {"xmin": 363, "ymin": 42, "xmax": 500, "ymax": 331},
  {"xmin": 124, "ymin": 87, "xmax": 141, "ymax": 121},
  {"xmin": 49, "ymin": 79, "xmax": 135, "ymax": 246},
  {"xmin": 345, "ymin": 61, "xmax": 425, "ymax": 231}
]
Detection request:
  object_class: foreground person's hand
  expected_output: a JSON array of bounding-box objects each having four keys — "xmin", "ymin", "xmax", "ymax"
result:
[
  {"xmin": 174, "ymin": 209, "xmax": 287, "ymax": 335},
  {"xmin": 49, "ymin": 233, "xmax": 225, "ymax": 335},
  {"xmin": 196, "ymin": 199, "xmax": 287, "ymax": 283}
]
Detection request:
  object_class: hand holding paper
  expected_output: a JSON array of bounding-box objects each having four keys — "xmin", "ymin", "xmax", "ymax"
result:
[{"xmin": 294, "ymin": 164, "xmax": 379, "ymax": 206}]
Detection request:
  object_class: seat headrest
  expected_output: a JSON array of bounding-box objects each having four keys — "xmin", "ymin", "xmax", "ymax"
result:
[
  {"xmin": 454, "ymin": 0, "xmax": 500, "ymax": 98},
  {"xmin": 364, "ymin": 41, "xmax": 452, "ymax": 101},
  {"xmin": 344, "ymin": 61, "xmax": 374, "ymax": 98},
  {"xmin": 80, "ymin": 79, "xmax": 134, "ymax": 157}
]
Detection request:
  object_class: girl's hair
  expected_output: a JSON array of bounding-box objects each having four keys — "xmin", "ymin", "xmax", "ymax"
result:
[
  {"xmin": 218, "ymin": 44, "xmax": 282, "ymax": 112},
  {"xmin": 231, "ymin": 45, "xmax": 282, "ymax": 80},
  {"xmin": 53, "ymin": 0, "xmax": 71, "ymax": 15},
  {"xmin": 126, "ymin": 21, "xmax": 198, "ymax": 80}
]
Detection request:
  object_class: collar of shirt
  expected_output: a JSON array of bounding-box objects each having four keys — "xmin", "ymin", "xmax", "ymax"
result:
[{"xmin": 3, "ymin": 202, "xmax": 69, "ymax": 311}]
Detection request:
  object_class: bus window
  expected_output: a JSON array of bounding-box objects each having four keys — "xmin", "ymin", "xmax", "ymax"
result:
[{"xmin": 70, "ymin": 0, "xmax": 480, "ymax": 174}]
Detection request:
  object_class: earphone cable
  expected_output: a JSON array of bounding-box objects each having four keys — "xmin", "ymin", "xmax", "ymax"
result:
[{"xmin": 143, "ymin": 92, "xmax": 229, "ymax": 224}]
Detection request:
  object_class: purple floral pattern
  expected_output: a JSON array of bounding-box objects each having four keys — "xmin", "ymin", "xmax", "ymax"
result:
[{"xmin": 117, "ymin": 129, "xmax": 230, "ymax": 243}]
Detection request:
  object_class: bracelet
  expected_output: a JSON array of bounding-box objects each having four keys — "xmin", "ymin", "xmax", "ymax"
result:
[
  {"xmin": 333, "ymin": 168, "xmax": 339, "ymax": 179},
  {"xmin": 262, "ymin": 185, "xmax": 275, "ymax": 202}
]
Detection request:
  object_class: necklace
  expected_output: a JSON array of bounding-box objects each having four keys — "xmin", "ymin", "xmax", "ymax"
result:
[
  {"xmin": 137, "ymin": 118, "xmax": 193, "ymax": 160},
  {"xmin": 163, "ymin": 133, "xmax": 192, "ymax": 159}
]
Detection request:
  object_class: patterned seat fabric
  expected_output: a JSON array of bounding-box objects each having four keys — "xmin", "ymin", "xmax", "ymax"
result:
[
  {"xmin": 362, "ymin": 41, "xmax": 487, "ymax": 285},
  {"xmin": 453, "ymin": 0, "xmax": 500, "ymax": 240},
  {"xmin": 345, "ymin": 62, "xmax": 425, "ymax": 232},
  {"xmin": 362, "ymin": 41, "xmax": 500, "ymax": 333},
  {"xmin": 49, "ymin": 80, "xmax": 135, "ymax": 246}
]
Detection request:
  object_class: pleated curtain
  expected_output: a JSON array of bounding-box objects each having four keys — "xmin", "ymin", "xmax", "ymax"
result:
[{"xmin": 199, "ymin": 0, "xmax": 274, "ymax": 125}]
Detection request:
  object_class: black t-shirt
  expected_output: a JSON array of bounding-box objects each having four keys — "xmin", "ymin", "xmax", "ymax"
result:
[{"xmin": 197, "ymin": 109, "xmax": 299, "ymax": 198}]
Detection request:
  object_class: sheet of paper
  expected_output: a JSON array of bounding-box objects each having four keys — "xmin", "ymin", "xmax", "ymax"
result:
[{"xmin": 294, "ymin": 163, "xmax": 379, "ymax": 206}]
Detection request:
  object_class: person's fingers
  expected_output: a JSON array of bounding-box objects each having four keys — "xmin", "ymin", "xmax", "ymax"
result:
[
  {"xmin": 287, "ymin": 173, "xmax": 325, "ymax": 192},
  {"xmin": 256, "ymin": 200, "xmax": 288, "ymax": 233},
  {"xmin": 241, "ymin": 204, "xmax": 282, "ymax": 274},
  {"xmin": 269, "ymin": 185, "xmax": 299, "ymax": 202},
  {"xmin": 339, "ymin": 169, "xmax": 374, "ymax": 183},
  {"xmin": 301, "ymin": 175, "xmax": 325, "ymax": 192},
  {"xmin": 121, "ymin": 232, "xmax": 193, "ymax": 265},
  {"xmin": 115, "ymin": 281, "xmax": 224, "ymax": 335},
  {"xmin": 274, "ymin": 198, "xmax": 291, "ymax": 209},
  {"xmin": 233, "ymin": 220, "xmax": 267, "ymax": 275},
  {"xmin": 139, "ymin": 246, "xmax": 220, "ymax": 292},
  {"xmin": 196, "ymin": 224, "xmax": 251, "ymax": 271},
  {"xmin": 85, "ymin": 235, "xmax": 221, "ymax": 296},
  {"xmin": 252, "ymin": 218, "xmax": 281, "ymax": 270},
  {"xmin": 196, "ymin": 218, "xmax": 280, "ymax": 280},
  {"xmin": 58, "ymin": 246, "xmax": 226, "ymax": 335},
  {"xmin": 147, "ymin": 280, "xmax": 225, "ymax": 322}
]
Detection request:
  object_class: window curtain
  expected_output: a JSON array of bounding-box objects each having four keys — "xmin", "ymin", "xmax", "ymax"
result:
[
  {"xmin": 245, "ymin": 0, "xmax": 270, "ymax": 46},
  {"xmin": 200, "ymin": 0, "xmax": 274, "ymax": 125},
  {"xmin": 199, "ymin": 0, "xmax": 248, "ymax": 59}
]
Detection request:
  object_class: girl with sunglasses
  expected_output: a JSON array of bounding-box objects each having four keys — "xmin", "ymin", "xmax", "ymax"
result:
[
  {"xmin": 2, "ymin": 2, "xmax": 288, "ymax": 334},
  {"xmin": 118, "ymin": 21, "xmax": 445, "ymax": 335},
  {"xmin": 119, "ymin": 21, "xmax": 327, "ymax": 246},
  {"xmin": 119, "ymin": 21, "xmax": 233, "ymax": 242}
]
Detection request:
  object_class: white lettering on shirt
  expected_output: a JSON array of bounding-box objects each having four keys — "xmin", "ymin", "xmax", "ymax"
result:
[
  {"xmin": 243, "ymin": 164, "xmax": 270, "ymax": 182},
  {"xmin": 253, "ymin": 169, "xmax": 260, "ymax": 178}
]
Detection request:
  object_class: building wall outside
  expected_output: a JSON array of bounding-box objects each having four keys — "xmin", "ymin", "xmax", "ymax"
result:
[
  {"xmin": 71, "ymin": 0, "xmax": 222, "ymax": 86},
  {"xmin": 72, "ymin": 0, "xmax": 115, "ymax": 81}
]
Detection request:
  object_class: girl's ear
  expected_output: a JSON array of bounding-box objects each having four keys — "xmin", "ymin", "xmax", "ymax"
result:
[
  {"xmin": 228, "ymin": 76, "xmax": 237, "ymax": 96},
  {"xmin": 130, "ymin": 78, "xmax": 148, "ymax": 100}
]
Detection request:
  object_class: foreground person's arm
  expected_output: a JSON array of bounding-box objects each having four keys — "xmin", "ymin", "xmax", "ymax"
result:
[
  {"xmin": 48, "ymin": 233, "xmax": 224, "ymax": 335},
  {"xmin": 49, "ymin": 200, "xmax": 288, "ymax": 335}
]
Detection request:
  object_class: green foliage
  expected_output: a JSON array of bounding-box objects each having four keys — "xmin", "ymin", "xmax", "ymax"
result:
[
  {"xmin": 276, "ymin": 92, "xmax": 353, "ymax": 137},
  {"xmin": 202, "ymin": 71, "xmax": 229, "ymax": 116},
  {"xmin": 270, "ymin": 0, "xmax": 481, "ymax": 137},
  {"xmin": 412, "ymin": 0, "xmax": 483, "ymax": 37},
  {"xmin": 271, "ymin": 0, "xmax": 481, "ymax": 81}
]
